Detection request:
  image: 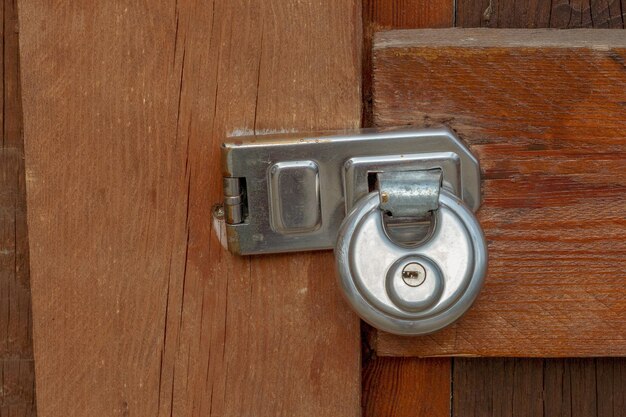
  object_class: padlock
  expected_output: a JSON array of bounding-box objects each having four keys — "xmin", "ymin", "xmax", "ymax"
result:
[{"xmin": 335, "ymin": 187, "xmax": 487, "ymax": 335}]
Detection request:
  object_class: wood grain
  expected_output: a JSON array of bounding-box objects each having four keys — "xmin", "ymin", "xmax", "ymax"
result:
[
  {"xmin": 362, "ymin": 0, "xmax": 453, "ymax": 124},
  {"xmin": 363, "ymin": 356, "xmax": 450, "ymax": 417},
  {"xmin": 372, "ymin": 28, "xmax": 626, "ymax": 357},
  {"xmin": 457, "ymin": 0, "xmax": 626, "ymax": 28},
  {"xmin": 453, "ymin": 359, "xmax": 543, "ymax": 417},
  {"xmin": 454, "ymin": 358, "xmax": 626, "ymax": 417},
  {"xmin": 1, "ymin": 0, "xmax": 36, "ymax": 415},
  {"xmin": 365, "ymin": 0, "xmax": 454, "ymax": 28},
  {"xmin": 18, "ymin": 1, "xmax": 361, "ymax": 416}
]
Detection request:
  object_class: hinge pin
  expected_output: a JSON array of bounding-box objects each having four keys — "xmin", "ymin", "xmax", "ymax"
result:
[{"xmin": 223, "ymin": 177, "xmax": 244, "ymax": 224}]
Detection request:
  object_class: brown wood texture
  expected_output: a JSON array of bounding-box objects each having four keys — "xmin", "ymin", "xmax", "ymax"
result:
[
  {"xmin": 18, "ymin": 1, "xmax": 362, "ymax": 416},
  {"xmin": 453, "ymin": 358, "xmax": 626, "ymax": 417},
  {"xmin": 457, "ymin": 0, "xmax": 626, "ymax": 28},
  {"xmin": 1, "ymin": 0, "xmax": 36, "ymax": 416},
  {"xmin": 363, "ymin": 356, "xmax": 450, "ymax": 417},
  {"xmin": 372, "ymin": 28, "xmax": 626, "ymax": 357},
  {"xmin": 365, "ymin": 0, "xmax": 454, "ymax": 28},
  {"xmin": 362, "ymin": 0, "xmax": 454, "ymax": 124}
]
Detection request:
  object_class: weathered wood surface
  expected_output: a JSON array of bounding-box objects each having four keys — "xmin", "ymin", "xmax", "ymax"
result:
[
  {"xmin": 362, "ymin": 0, "xmax": 453, "ymax": 124},
  {"xmin": 1, "ymin": 0, "xmax": 36, "ymax": 416},
  {"xmin": 364, "ymin": 356, "xmax": 626, "ymax": 417},
  {"xmin": 457, "ymin": 0, "xmax": 626, "ymax": 28},
  {"xmin": 18, "ymin": 1, "xmax": 362, "ymax": 416},
  {"xmin": 363, "ymin": 356, "xmax": 450, "ymax": 417},
  {"xmin": 454, "ymin": 358, "xmax": 626, "ymax": 417},
  {"xmin": 372, "ymin": 28, "xmax": 626, "ymax": 357},
  {"xmin": 364, "ymin": 0, "xmax": 454, "ymax": 28}
]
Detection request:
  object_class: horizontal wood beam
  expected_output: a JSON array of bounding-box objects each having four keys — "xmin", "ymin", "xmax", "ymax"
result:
[{"xmin": 372, "ymin": 28, "xmax": 626, "ymax": 357}]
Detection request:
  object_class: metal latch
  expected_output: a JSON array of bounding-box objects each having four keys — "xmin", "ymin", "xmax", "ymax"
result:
[
  {"xmin": 221, "ymin": 127, "xmax": 480, "ymax": 254},
  {"xmin": 220, "ymin": 127, "xmax": 487, "ymax": 335}
]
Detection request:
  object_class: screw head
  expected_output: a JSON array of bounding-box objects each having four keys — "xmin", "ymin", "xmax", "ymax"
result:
[
  {"xmin": 212, "ymin": 204, "xmax": 225, "ymax": 220},
  {"xmin": 401, "ymin": 262, "xmax": 426, "ymax": 287}
]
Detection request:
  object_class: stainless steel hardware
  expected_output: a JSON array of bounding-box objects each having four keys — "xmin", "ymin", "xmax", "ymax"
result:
[
  {"xmin": 336, "ymin": 188, "xmax": 487, "ymax": 335},
  {"xmin": 220, "ymin": 127, "xmax": 487, "ymax": 335}
]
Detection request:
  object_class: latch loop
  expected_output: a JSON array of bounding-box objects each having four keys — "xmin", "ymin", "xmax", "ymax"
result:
[{"xmin": 377, "ymin": 170, "xmax": 442, "ymax": 220}]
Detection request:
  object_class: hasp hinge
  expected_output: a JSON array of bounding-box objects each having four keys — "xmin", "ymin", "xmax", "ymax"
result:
[{"xmin": 222, "ymin": 177, "xmax": 246, "ymax": 225}]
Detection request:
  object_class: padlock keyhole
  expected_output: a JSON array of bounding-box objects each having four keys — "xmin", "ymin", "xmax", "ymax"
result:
[{"xmin": 401, "ymin": 262, "xmax": 427, "ymax": 287}]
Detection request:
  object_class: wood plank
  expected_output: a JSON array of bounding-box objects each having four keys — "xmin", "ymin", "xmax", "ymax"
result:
[
  {"xmin": 18, "ymin": 1, "xmax": 361, "ymax": 416},
  {"xmin": 454, "ymin": 358, "xmax": 626, "ymax": 417},
  {"xmin": 453, "ymin": 359, "xmax": 543, "ymax": 417},
  {"xmin": 363, "ymin": 356, "xmax": 450, "ymax": 417},
  {"xmin": 0, "ymin": 359, "xmax": 35, "ymax": 416},
  {"xmin": 372, "ymin": 28, "xmax": 626, "ymax": 357},
  {"xmin": 362, "ymin": 0, "xmax": 453, "ymax": 124},
  {"xmin": 1, "ymin": 0, "xmax": 35, "ymax": 415},
  {"xmin": 596, "ymin": 358, "xmax": 626, "ymax": 417},
  {"xmin": 457, "ymin": 0, "xmax": 626, "ymax": 28},
  {"xmin": 365, "ymin": 0, "xmax": 454, "ymax": 28}
]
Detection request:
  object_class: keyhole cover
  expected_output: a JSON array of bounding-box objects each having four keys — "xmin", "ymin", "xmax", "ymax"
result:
[{"xmin": 335, "ymin": 190, "xmax": 487, "ymax": 335}]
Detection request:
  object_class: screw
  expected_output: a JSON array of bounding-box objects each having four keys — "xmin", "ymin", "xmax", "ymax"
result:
[
  {"xmin": 401, "ymin": 262, "xmax": 426, "ymax": 287},
  {"xmin": 380, "ymin": 191, "xmax": 389, "ymax": 204},
  {"xmin": 212, "ymin": 204, "xmax": 225, "ymax": 220}
]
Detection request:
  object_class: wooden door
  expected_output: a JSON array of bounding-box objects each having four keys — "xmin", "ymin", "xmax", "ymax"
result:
[{"xmin": 11, "ymin": 1, "xmax": 626, "ymax": 417}]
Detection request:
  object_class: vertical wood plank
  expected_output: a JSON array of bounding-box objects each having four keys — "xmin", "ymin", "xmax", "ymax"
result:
[
  {"xmin": 363, "ymin": 357, "xmax": 450, "ymax": 417},
  {"xmin": 569, "ymin": 360, "xmax": 597, "ymax": 417},
  {"xmin": 453, "ymin": 359, "xmax": 544, "ymax": 417},
  {"xmin": 365, "ymin": 0, "xmax": 454, "ymax": 28},
  {"xmin": 543, "ymin": 360, "xmax": 572, "ymax": 417},
  {"xmin": 18, "ymin": 1, "xmax": 362, "ymax": 416},
  {"xmin": 0, "ymin": 359, "xmax": 35, "ymax": 416},
  {"xmin": 455, "ymin": 358, "xmax": 626, "ymax": 417},
  {"xmin": 596, "ymin": 358, "xmax": 626, "ymax": 417},
  {"xmin": 0, "ymin": 0, "xmax": 35, "ymax": 415},
  {"xmin": 543, "ymin": 359, "xmax": 599, "ymax": 417},
  {"xmin": 511, "ymin": 360, "xmax": 543, "ymax": 417},
  {"xmin": 457, "ymin": 0, "xmax": 626, "ymax": 28}
]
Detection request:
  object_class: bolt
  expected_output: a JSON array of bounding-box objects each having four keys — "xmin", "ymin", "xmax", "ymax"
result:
[
  {"xmin": 212, "ymin": 204, "xmax": 225, "ymax": 220},
  {"xmin": 401, "ymin": 262, "xmax": 426, "ymax": 287},
  {"xmin": 380, "ymin": 191, "xmax": 389, "ymax": 204}
]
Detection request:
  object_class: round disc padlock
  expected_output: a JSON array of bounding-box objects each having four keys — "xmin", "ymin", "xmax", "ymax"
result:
[{"xmin": 335, "ymin": 189, "xmax": 487, "ymax": 335}]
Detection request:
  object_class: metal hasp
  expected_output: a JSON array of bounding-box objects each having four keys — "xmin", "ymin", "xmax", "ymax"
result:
[
  {"xmin": 221, "ymin": 127, "xmax": 481, "ymax": 255},
  {"xmin": 221, "ymin": 127, "xmax": 487, "ymax": 336}
]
